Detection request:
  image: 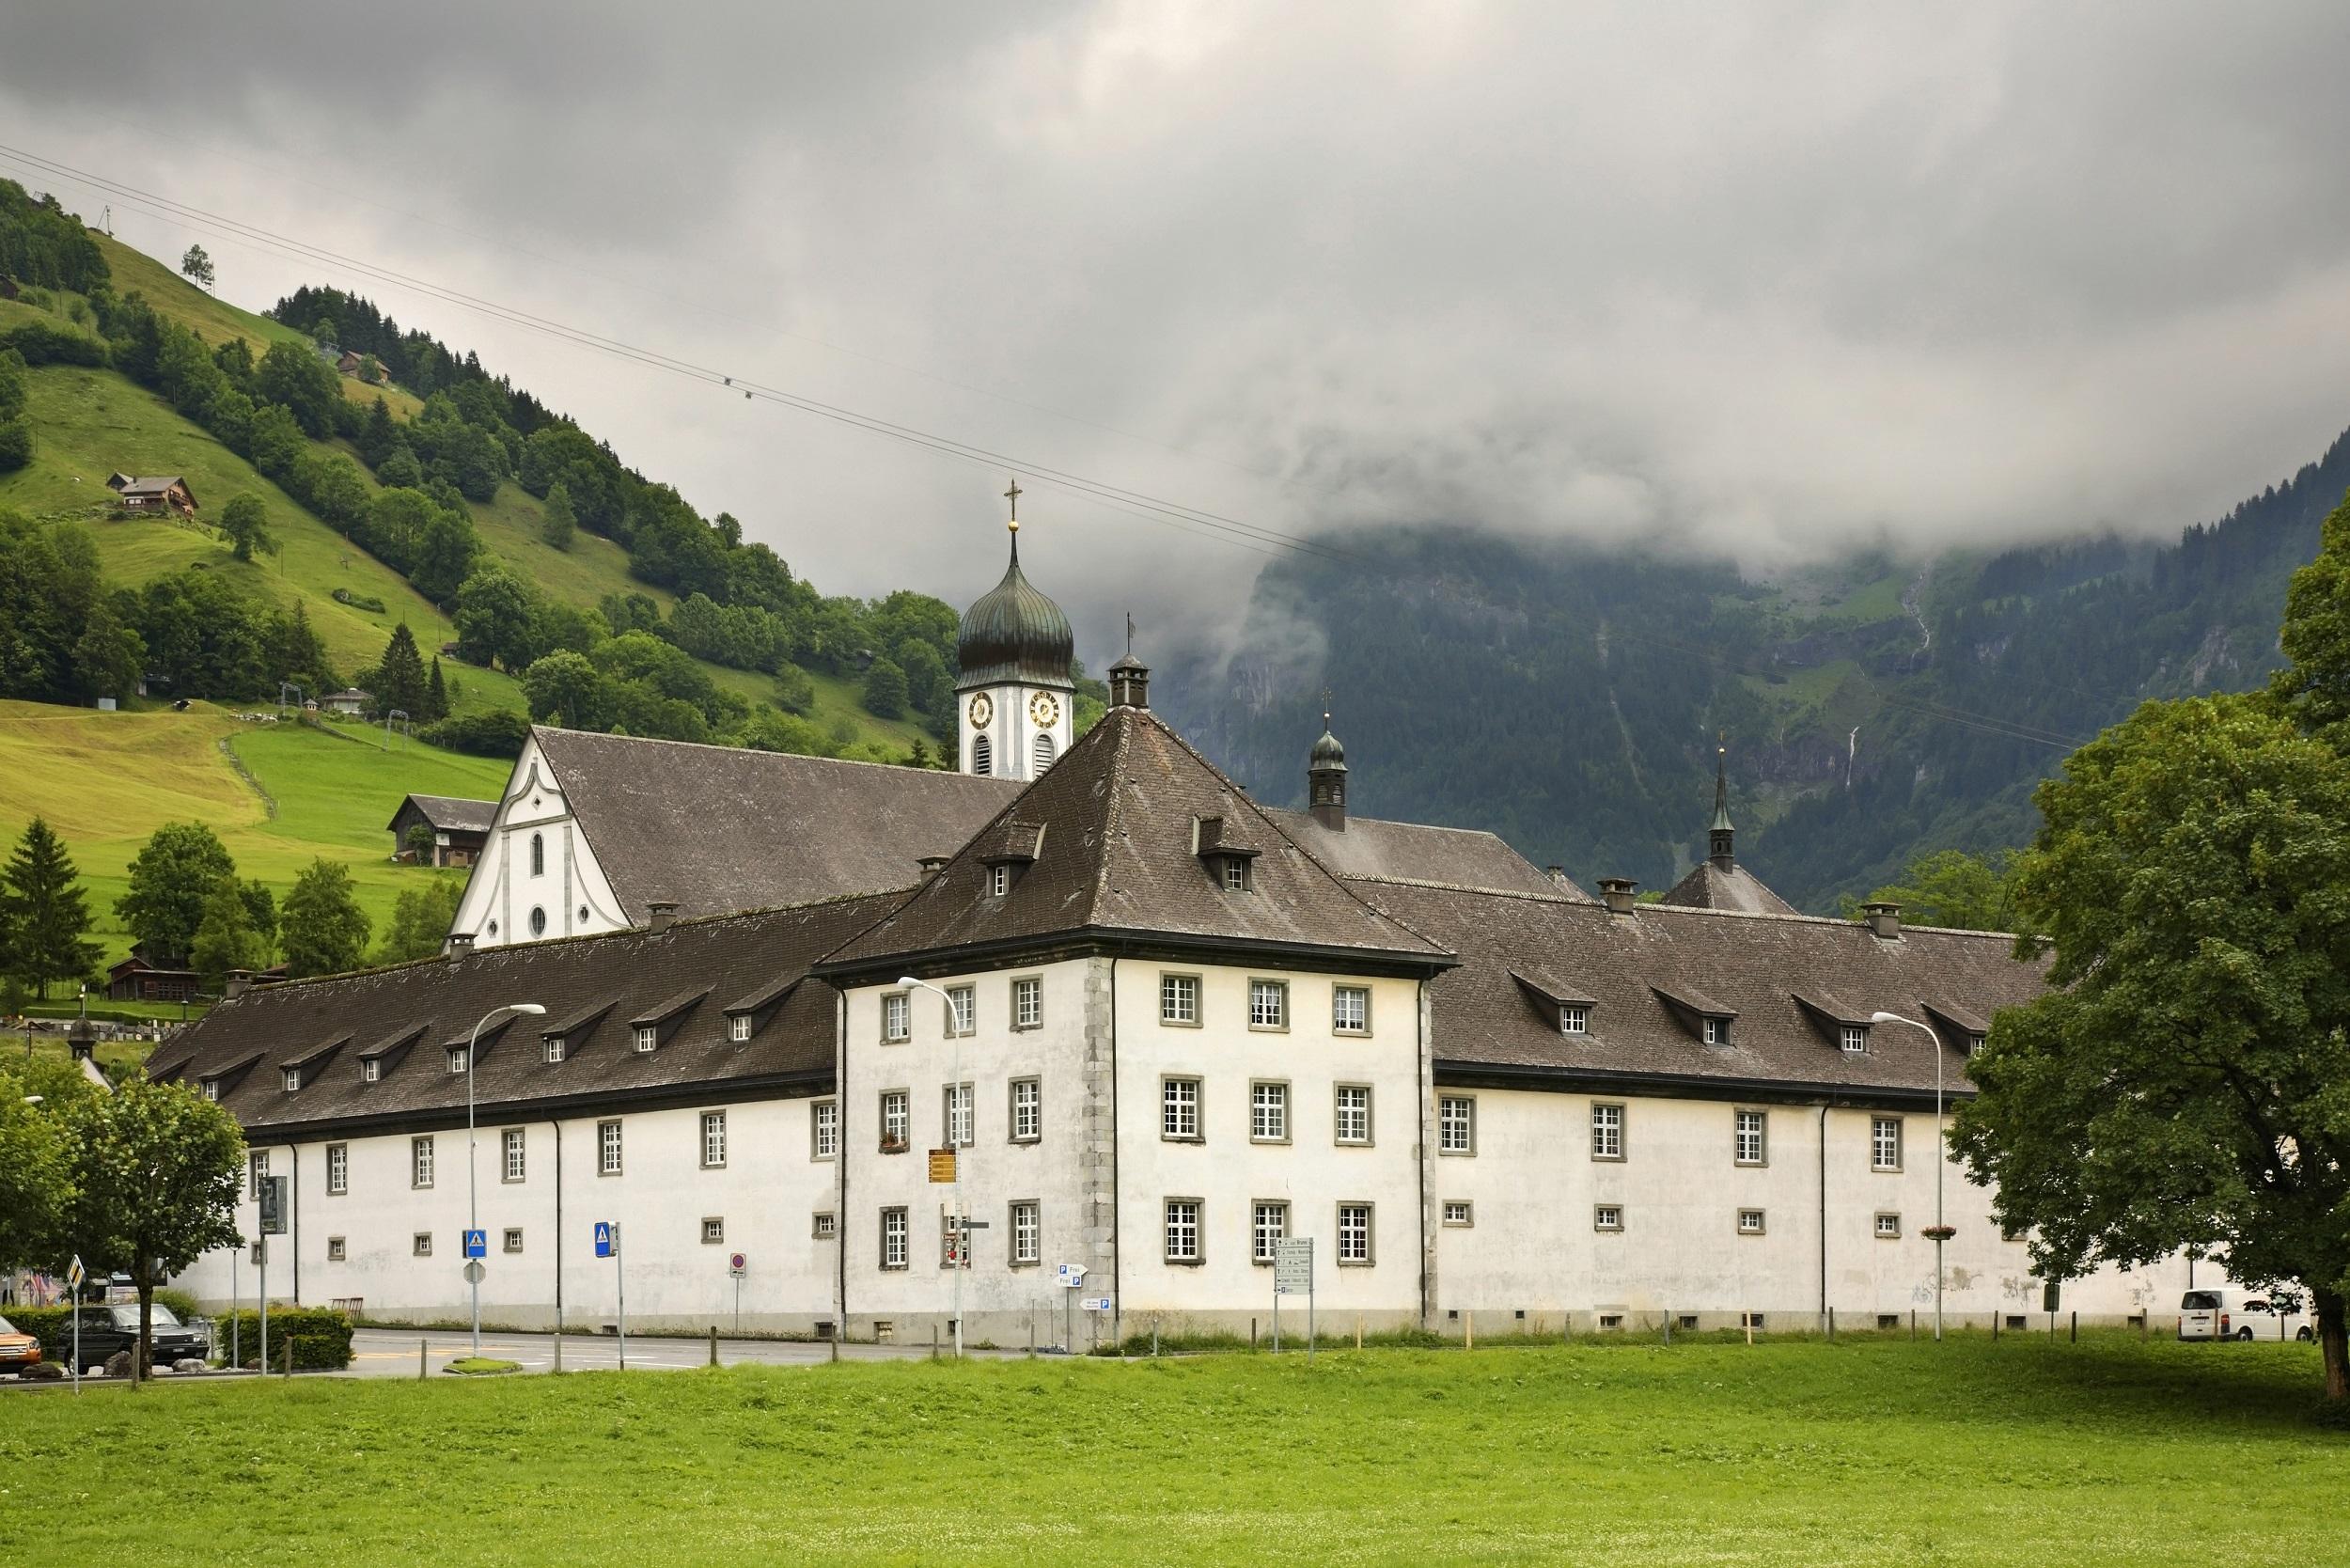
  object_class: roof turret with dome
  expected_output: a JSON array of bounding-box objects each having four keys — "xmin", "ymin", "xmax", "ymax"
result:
[{"xmin": 955, "ymin": 487, "xmax": 1073, "ymax": 691}]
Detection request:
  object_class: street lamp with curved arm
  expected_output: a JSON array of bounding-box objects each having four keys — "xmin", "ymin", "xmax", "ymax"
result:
[
  {"xmin": 465, "ymin": 1002, "xmax": 545, "ymax": 1357},
  {"xmin": 1871, "ymin": 1011, "xmax": 1950, "ymax": 1341},
  {"xmin": 899, "ymin": 976, "xmax": 967, "ymax": 1358}
]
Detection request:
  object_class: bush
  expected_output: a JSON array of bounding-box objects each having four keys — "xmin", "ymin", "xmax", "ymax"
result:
[
  {"xmin": 207, "ymin": 1308, "xmax": 353, "ymax": 1369},
  {"xmin": 8, "ymin": 1307, "xmax": 70, "ymax": 1355},
  {"xmin": 419, "ymin": 707, "xmax": 531, "ymax": 758},
  {"xmin": 1, "ymin": 316, "xmax": 109, "ymax": 367},
  {"xmin": 332, "ymin": 587, "xmax": 388, "ymax": 613}
]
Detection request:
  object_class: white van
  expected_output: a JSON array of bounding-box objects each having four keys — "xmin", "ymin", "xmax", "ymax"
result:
[{"xmin": 2178, "ymin": 1288, "xmax": 2315, "ymax": 1342}]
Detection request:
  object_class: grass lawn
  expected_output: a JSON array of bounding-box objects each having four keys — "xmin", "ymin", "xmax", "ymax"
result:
[{"xmin": 0, "ymin": 1338, "xmax": 2337, "ymax": 1564}]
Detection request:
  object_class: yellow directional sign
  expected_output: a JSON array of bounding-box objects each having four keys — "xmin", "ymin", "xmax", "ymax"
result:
[{"xmin": 928, "ymin": 1148, "xmax": 957, "ymax": 1183}]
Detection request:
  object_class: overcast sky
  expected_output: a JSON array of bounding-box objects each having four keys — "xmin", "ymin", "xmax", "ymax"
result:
[{"xmin": 6, "ymin": 2, "xmax": 2350, "ymax": 654}]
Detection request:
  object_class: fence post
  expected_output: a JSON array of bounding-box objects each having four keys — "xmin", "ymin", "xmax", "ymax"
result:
[
  {"xmin": 283, "ymin": 1337, "xmax": 292, "ymax": 1378},
  {"xmin": 1355, "ymin": 1315, "xmax": 1362, "ymax": 1351},
  {"xmin": 829, "ymin": 1325, "xmax": 839, "ymax": 1363},
  {"xmin": 1826, "ymin": 1306, "xmax": 1834, "ymax": 1341},
  {"xmin": 1910, "ymin": 1309, "xmax": 1917, "ymax": 1341},
  {"xmin": 1028, "ymin": 1320, "xmax": 1036, "ymax": 1358},
  {"xmin": 2070, "ymin": 1310, "xmax": 2077, "ymax": 1343},
  {"xmin": 931, "ymin": 1324, "xmax": 939, "ymax": 1360},
  {"xmin": 1251, "ymin": 1318, "xmax": 1258, "ymax": 1350},
  {"xmin": 1993, "ymin": 1312, "xmax": 2000, "ymax": 1341},
  {"xmin": 709, "ymin": 1325, "xmax": 718, "ymax": 1367},
  {"xmin": 419, "ymin": 1338, "xmax": 427, "ymax": 1380},
  {"xmin": 1465, "ymin": 1311, "xmax": 1473, "ymax": 1351},
  {"xmin": 1152, "ymin": 1322, "xmax": 1159, "ymax": 1358}
]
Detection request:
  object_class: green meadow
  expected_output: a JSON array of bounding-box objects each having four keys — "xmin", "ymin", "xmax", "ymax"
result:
[{"xmin": 0, "ymin": 1338, "xmax": 2337, "ymax": 1565}]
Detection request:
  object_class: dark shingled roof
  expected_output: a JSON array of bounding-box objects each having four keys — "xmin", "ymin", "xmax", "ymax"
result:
[
  {"xmin": 1659, "ymin": 859, "xmax": 1800, "ymax": 916},
  {"xmin": 1266, "ymin": 808, "xmax": 1574, "ymax": 898},
  {"xmin": 148, "ymin": 894, "xmax": 897, "ymax": 1136},
  {"xmin": 823, "ymin": 706, "xmax": 1451, "ymax": 973},
  {"xmin": 1352, "ymin": 881, "xmax": 2044, "ymax": 1102},
  {"xmin": 530, "ymin": 727, "xmax": 1021, "ymax": 925},
  {"xmin": 386, "ymin": 793, "xmax": 497, "ymax": 835}
]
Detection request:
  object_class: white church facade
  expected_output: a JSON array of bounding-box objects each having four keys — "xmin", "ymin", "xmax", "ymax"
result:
[{"xmin": 153, "ymin": 515, "xmax": 2200, "ymax": 1343}]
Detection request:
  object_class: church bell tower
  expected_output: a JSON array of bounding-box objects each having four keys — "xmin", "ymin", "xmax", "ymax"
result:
[{"xmin": 955, "ymin": 481, "xmax": 1074, "ymax": 780}]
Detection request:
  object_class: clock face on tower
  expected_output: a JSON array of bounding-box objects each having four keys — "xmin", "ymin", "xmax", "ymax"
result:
[
  {"xmin": 1028, "ymin": 691, "xmax": 1061, "ymax": 728},
  {"xmin": 967, "ymin": 694, "xmax": 994, "ymax": 729}
]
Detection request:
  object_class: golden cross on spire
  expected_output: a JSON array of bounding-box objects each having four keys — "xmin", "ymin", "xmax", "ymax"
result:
[{"xmin": 1005, "ymin": 477, "xmax": 1022, "ymax": 533}]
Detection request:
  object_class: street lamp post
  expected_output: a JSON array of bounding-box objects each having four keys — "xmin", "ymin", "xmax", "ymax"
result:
[
  {"xmin": 1871, "ymin": 1011, "xmax": 1950, "ymax": 1341},
  {"xmin": 900, "ymin": 977, "xmax": 965, "ymax": 1357},
  {"xmin": 465, "ymin": 1002, "xmax": 545, "ymax": 1357}
]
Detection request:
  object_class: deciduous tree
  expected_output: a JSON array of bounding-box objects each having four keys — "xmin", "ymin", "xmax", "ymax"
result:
[
  {"xmin": 189, "ymin": 876, "xmax": 266, "ymax": 990},
  {"xmin": 540, "ymin": 481, "xmax": 576, "ymax": 551},
  {"xmin": 280, "ymin": 857, "xmax": 371, "ymax": 978},
  {"xmin": 218, "ymin": 492, "xmax": 277, "ymax": 563},
  {"xmin": 377, "ymin": 875, "xmax": 464, "ymax": 964},
  {"xmin": 180, "ymin": 243, "xmax": 215, "ymax": 290},
  {"xmin": 114, "ymin": 823, "xmax": 234, "ymax": 966}
]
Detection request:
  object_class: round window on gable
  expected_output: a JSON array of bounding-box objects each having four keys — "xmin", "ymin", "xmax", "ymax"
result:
[{"xmin": 529, "ymin": 906, "xmax": 547, "ymax": 936}]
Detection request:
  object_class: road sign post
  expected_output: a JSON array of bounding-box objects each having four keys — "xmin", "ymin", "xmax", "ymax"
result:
[
  {"xmin": 258, "ymin": 1175, "xmax": 287, "ymax": 1378},
  {"xmin": 1056, "ymin": 1262, "xmax": 1086, "ymax": 1353},
  {"xmin": 729, "ymin": 1251, "xmax": 746, "ymax": 1332},
  {"xmin": 68, "ymin": 1254, "xmax": 85, "ymax": 1394},
  {"xmin": 594, "ymin": 1220, "xmax": 625, "ymax": 1370}
]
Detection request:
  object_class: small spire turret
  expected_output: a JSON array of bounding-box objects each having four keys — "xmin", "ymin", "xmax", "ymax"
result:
[{"xmin": 1708, "ymin": 734, "xmax": 1735, "ymax": 870}]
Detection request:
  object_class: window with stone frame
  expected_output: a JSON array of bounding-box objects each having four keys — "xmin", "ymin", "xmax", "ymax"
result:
[
  {"xmin": 1250, "ymin": 1081, "xmax": 1289, "ymax": 1142},
  {"xmin": 1162, "ymin": 1077, "xmax": 1201, "ymax": 1140},
  {"xmin": 1252, "ymin": 1200, "xmax": 1289, "ymax": 1262},
  {"xmin": 1334, "ymin": 1084, "xmax": 1372, "ymax": 1144}
]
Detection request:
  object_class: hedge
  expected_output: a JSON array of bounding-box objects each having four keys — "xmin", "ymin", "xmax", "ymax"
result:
[
  {"xmin": 6, "ymin": 1307, "xmax": 70, "ymax": 1355},
  {"xmin": 208, "ymin": 1308, "xmax": 354, "ymax": 1370},
  {"xmin": 1, "ymin": 317, "xmax": 109, "ymax": 367}
]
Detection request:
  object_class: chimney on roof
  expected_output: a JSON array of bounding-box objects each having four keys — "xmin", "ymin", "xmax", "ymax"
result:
[
  {"xmin": 1597, "ymin": 876, "xmax": 1638, "ymax": 915},
  {"xmin": 446, "ymin": 932, "xmax": 476, "ymax": 956},
  {"xmin": 223, "ymin": 974, "xmax": 251, "ymax": 1000},
  {"xmin": 67, "ymin": 1016, "xmax": 97, "ymax": 1063},
  {"xmin": 1544, "ymin": 864, "xmax": 1570, "ymax": 887},
  {"xmin": 647, "ymin": 900, "xmax": 679, "ymax": 934},
  {"xmin": 1108, "ymin": 652, "xmax": 1150, "ymax": 710},
  {"xmin": 1863, "ymin": 901, "xmax": 1902, "ymax": 940},
  {"xmin": 916, "ymin": 854, "xmax": 951, "ymax": 881}
]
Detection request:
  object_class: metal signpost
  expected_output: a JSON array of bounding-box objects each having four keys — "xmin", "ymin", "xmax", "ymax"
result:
[
  {"xmin": 729, "ymin": 1251, "xmax": 747, "ymax": 1333},
  {"xmin": 1275, "ymin": 1238, "xmax": 1314, "ymax": 1358},
  {"xmin": 595, "ymin": 1221, "xmax": 625, "ymax": 1370},
  {"xmin": 258, "ymin": 1175, "xmax": 287, "ymax": 1374},
  {"xmin": 1056, "ymin": 1262, "xmax": 1086, "ymax": 1353},
  {"xmin": 67, "ymin": 1255, "xmax": 85, "ymax": 1394}
]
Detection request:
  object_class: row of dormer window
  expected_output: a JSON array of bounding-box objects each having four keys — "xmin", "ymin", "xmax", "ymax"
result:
[
  {"xmin": 1551, "ymin": 998, "xmax": 1985, "ymax": 1056},
  {"xmin": 257, "ymin": 1010, "xmax": 760, "ymax": 1097}
]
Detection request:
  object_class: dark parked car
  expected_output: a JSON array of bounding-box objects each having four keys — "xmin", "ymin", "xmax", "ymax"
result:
[{"xmin": 53, "ymin": 1305, "xmax": 211, "ymax": 1372}]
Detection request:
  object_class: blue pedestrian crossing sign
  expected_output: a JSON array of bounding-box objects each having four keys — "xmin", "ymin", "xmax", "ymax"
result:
[
  {"xmin": 594, "ymin": 1220, "xmax": 616, "ymax": 1259},
  {"xmin": 462, "ymin": 1229, "xmax": 487, "ymax": 1259}
]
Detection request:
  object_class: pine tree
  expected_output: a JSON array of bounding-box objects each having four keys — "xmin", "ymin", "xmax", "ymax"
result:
[
  {"xmin": 2, "ymin": 817, "xmax": 99, "ymax": 999},
  {"xmin": 426, "ymin": 655, "xmax": 449, "ymax": 722},
  {"xmin": 374, "ymin": 623, "xmax": 431, "ymax": 718}
]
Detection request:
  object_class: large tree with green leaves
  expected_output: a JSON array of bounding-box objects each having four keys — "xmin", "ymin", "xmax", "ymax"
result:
[
  {"xmin": 0, "ymin": 1058, "xmax": 91, "ymax": 1270},
  {"xmin": 217, "ymin": 492, "xmax": 277, "ymax": 563},
  {"xmin": 1844, "ymin": 848, "xmax": 2017, "ymax": 933},
  {"xmin": 540, "ymin": 481, "xmax": 577, "ymax": 551},
  {"xmin": 2, "ymin": 816, "xmax": 101, "ymax": 997},
  {"xmin": 377, "ymin": 875, "xmax": 464, "ymax": 964},
  {"xmin": 189, "ymin": 877, "xmax": 267, "ymax": 989},
  {"xmin": 370, "ymin": 621, "xmax": 431, "ymax": 718},
  {"xmin": 114, "ymin": 822, "xmax": 234, "ymax": 967},
  {"xmin": 280, "ymin": 857, "xmax": 371, "ymax": 978},
  {"xmin": 1955, "ymin": 498, "xmax": 2350, "ymax": 1403},
  {"xmin": 60, "ymin": 1077, "xmax": 244, "ymax": 1374}
]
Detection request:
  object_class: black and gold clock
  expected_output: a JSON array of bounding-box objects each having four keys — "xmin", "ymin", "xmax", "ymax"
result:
[
  {"xmin": 1028, "ymin": 691, "xmax": 1060, "ymax": 728},
  {"xmin": 967, "ymin": 693, "xmax": 994, "ymax": 728}
]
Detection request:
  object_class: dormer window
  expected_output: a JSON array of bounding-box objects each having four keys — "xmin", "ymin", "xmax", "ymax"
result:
[
  {"xmin": 543, "ymin": 1037, "xmax": 566, "ymax": 1064},
  {"xmin": 281, "ymin": 1068, "xmax": 301, "ymax": 1093},
  {"xmin": 447, "ymin": 1046, "xmax": 469, "ymax": 1074},
  {"xmin": 1841, "ymin": 1025, "xmax": 1868, "ymax": 1055},
  {"xmin": 202, "ymin": 1079, "xmax": 220, "ymax": 1101},
  {"xmin": 989, "ymin": 864, "xmax": 1011, "ymax": 897},
  {"xmin": 728, "ymin": 1013, "xmax": 753, "ymax": 1043},
  {"xmin": 1967, "ymin": 1033, "xmax": 1985, "ymax": 1057},
  {"xmin": 1703, "ymin": 1017, "xmax": 1730, "ymax": 1046},
  {"xmin": 1222, "ymin": 858, "xmax": 1249, "ymax": 892},
  {"xmin": 361, "ymin": 1058, "xmax": 380, "ymax": 1084},
  {"xmin": 634, "ymin": 1025, "xmax": 658, "ymax": 1054},
  {"xmin": 1560, "ymin": 1004, "xmax": 1590, "ymax": 1036}
]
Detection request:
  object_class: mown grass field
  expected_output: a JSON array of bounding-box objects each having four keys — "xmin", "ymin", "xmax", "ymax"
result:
[
  {"xmin": 0, "ymin": 698, "xmax": 506, "ymax": 972},
  {"xmin": 0, "ymin": 1338, "xmax": 2337, "ymax": 1565}
]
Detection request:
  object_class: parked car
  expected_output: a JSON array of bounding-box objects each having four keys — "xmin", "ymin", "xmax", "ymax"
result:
[
  {"xmin": 2178, "ymin": 1288, "xmax": 2316, "ymax": 1342},
  {"xmin": 53, "ymin": 1304, "xmax": 212, "ymax": 1372},
  {"xmin": 0, "ymin": 1314, "xmax": 43, "ymax": 1376}
]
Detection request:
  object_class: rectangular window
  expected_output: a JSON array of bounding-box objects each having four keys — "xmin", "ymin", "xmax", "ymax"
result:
[
  {"xmin": 1841, "ymin": 1024, "xmax": 1869, "ymax": 1055},
  {"xmin": 1967, "ymin": 1032, "xmax": 1986, "ymax": 1057},
  {"xmin": 813, "ymin": 1099, "xmax": 839, "ymax": 1159},
  {"xmin": 413, "ymin": 1232, "xmax": 432, "ymax": 1257},
  {"xmin": 1737, "ymin": 1208, "xmax": 1766, "ymax": 1235},
  {"xmin": 1875, "ymin": 1212, "xmax": 1902, "ymax": 1239},
  {"xmin": 327, "ymin": 1235, "xmax": 347, "ymax": 1262},
  {"xmin": 503, "ymin": 1126, "xmax": 525, "ymax": 1183},
  {"xmin": 881, "ymin": 1207, "xmax": 908, "ymax": 1269},
  {"xmin": 1560, "ymin": 1003, "xmax": 1590, "ymax": 1035},
  {"xmin": 634, "ymin": 1025, "xmax": 658, "ymax": 1054},
  {"xmin": 946, "ymin": 984, "xmax": 976, "ymax": 1036},
  {"xmin": 1012, "ymin": 976, "xmax": 1042, "ymax": 1030},
  {"xmin": 1249, "ymin": 1081, "xmax": 1289, "ymax": 1142},
  {"xmin": 1334, "ymin": 1084, "xmax": 1372, "ymax": 1145},
  {"xmin": 1248, "ymin": 979, "xmax": 1288, "ymax": 1029},
  {"xmin": 360, "ymin": 1058, "xmax": 380, "ymax": 1084},
  {"xmin": 1734, "ymin": 1108, "xmax": 1767, "ymax": 1167},
  {"xmin": 598, "ymin": 1120, "xmax": 622, "ymax": 1175},
  {"xmin": 1159, "ymin": 973, "xmax": 1199, "ymax": 1025},
  {"xmin": 1594, "ymin": 1204, "xmax": 1623, "ymax": 1232},
  {"xmin": 1442, "ymin": 1200, "xmax": 1474, "ymax": 1227},
  {"xmin": 1590, "ymin": 1102, "xmax": 1624, "ymax": 1160},
  {"xmin": 942, "ymin": 1084, "xmax": 973, "ymax": 1148},
  {"xmin": 880, "ymin": 1090, "xmax": 910, "ymax": 1150},
  {"xmin": 1162, "ymin": 1077, "xmax": 1200, "ymax": 1139},
  {"xmin": 325, "ymin": 1143, "xmax": 348, "ymax": 1196},
  {"xmin": 989, "ymin": 863, "xmax": 1010, "ymax": 897},
  {"xmin": 1222, "ymin": 858, "xmax": 1249, "ymax": 892},
  {"xmin": 411, "ymin": 1136, "xmax": 434, "ymax": 1188},
  {"xmin": 543, "ymin": 1036, "xmax": 565, "ymax": 1064},
  {"xmin": 281, "ymin": 1067, "xmax": 300, "ymax": 1093},
  {"xmin": 701, "ymin": 1110, "xmax": 728, "ymax": 1168},
  {"xmin": 1438, "ymin": 1095, "xmax": 1476, "ymax": 1154},
  {"xmin": 203, "ymin": 1078, "xmax": 221, "ymax": 1100},
  {"xmin": 882, "ymin": 991, "xmax": 910, "ymax": 1043},
  {"xmin": 250, "ymin": 1150, "xmax": 270, "ymax": 1192},
  {"xmin": 250, "ymin": 1240, "xmax": 265, "ymax": 1265},
  {"xmin": 1010, "ymin": 1077, "xmax": 1042, "ymax": 1142},
  {"xmin": 728, "ymin": 1013, "xmax": 753, "ymax": 1043},
  {"xmin": 1251, "ymin": 1200, "xmax": 1289, "ymax": 1262},
  {"xmin": 1010, "ymin": 1200, "xmax": 1040, "ymax": 1265},
  {"xmin": 1337, "ymin": 1202, "xmax": 1372, "ymax": 1264},
  {"xmin": 1872, "ymin": 1116, "xmax": 1903, "ymax": 1171},
  {"xmin": 813, "ymin": 1212, "xmax": 838, "ymax": 1241},
  {"xmin": 1164, "ymin": 1199, "xmax": 1201, "ymax": 1262},
  {"xmin": 1703, "ymin": 1017, "xmax": 1729, "ymax": 1046},
  {"xmin": 940, "ymin": 1212, "xmax": 971, "ymax": 1270},
  {"xmin": 1332, "ymin": 984, "xmax": 1369, "ymax": 1034},
  {"xmin": 504, "ymin": 1227, "xmax": 525, "ymax": 1253},
  {"xmin": 702, "ymin": 1216, "xmax": 725, "ymax": 1245},
  {"xmin": 447, "ymin": 1045, "xmax": 468, "ymax": 1074}
]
